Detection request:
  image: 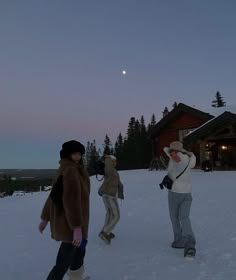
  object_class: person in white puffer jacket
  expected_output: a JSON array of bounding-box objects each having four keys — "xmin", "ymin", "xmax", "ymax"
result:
[{"xmin": 163, "ymin": 141, "xmax": 197, "ymax": 257}]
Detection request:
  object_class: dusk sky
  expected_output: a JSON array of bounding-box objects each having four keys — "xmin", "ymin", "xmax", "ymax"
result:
[{"xmin": 0, "ymin": 0, "xmax": 236, "ymax": 168}]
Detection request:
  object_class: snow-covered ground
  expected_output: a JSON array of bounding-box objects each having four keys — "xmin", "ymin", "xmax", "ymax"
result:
[{"xmin": 0, "ymin": 170, "xmax": 236, "ymax": 280}]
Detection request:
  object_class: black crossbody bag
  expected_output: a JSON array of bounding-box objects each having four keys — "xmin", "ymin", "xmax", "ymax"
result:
[
  {"xmin": 159, "ymin": 160, "xmax": 190, "ymax": 190},
  {"xmin": 50, "ymin": 175, "xmax": 64, "ymax": 210}
]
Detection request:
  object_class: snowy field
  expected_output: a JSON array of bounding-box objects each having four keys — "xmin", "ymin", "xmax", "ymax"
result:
[{"xmin": 0, "ymin": 170, "xmax": 236, "ymax": 280}]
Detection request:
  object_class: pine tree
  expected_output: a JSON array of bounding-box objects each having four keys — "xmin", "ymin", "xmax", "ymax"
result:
[
  {"xmin": 134, "ymin": 120, "xmax": 140, "ymax": 136},
  {"xmin": 127, "ymin": 117, "xmax": 136, "ymax": 140},
  {"xmin": 163, "ymin": 107, "xmax": 169, "ymax": 117},
  {"xmin": 123, "ymin": 117, "xmax": 137, "ymax": 169},
  {"xmin": 150, "ymin": 114, "xmax": 156, "ymax": 127},
  {"xmin": 114, "ymin": 133, "xmax": 123, "ymax": 159},
  {"xmin": 114, "ymin": 133, "xmax": 124, "ymax": 169},
  {"xmin": 134, "ymin": 119, "xmax": 142, "ymax": 168},
  {"xmin": 103, "ymin": 134, "xmax": 112, "ymax": 155},
  {"xmin": 173, "ymin": 101, "xmax": 178, "ymax": 108},
  {"xmin": 148, "ymin": 114, "xmax": 157, "ymax": 132},
  {"xmin": 140, "ymin": 116, "xmax": 146, "ymax": 134},
  {"xmin": 211, "ymin": 91, "xmax": 226, "ymax": 108},
  {"xmin": 139, "ymin": 116, "xmax": 149, "ymax": 168},
  {"xmin": 86, "ymin": 140, "xmax": 100, "ymax": 175},
  {"xmin": 121, "ymin": 137, "xmax": 129, "ymax": 169},
  {"xmin": 147, "ymin": 114, "xmax": 158, "ymax": 164},
  {"xmin": 114, "ymin": 142, "xmax": 119, "ymax": 158}
]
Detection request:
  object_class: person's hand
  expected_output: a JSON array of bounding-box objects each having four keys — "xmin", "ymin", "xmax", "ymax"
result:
[
  {"xmin": 38, "ymin": 220, "xmax": 48, "ymax": 234},
  {"xmin": 72, "ymin": 227, "xmax": 82, "ymax": 247}
]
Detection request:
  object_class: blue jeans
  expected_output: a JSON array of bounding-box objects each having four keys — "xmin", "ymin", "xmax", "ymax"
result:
[
  {"xmin": 168, "ymin": 191, "xmax": 196, "ymax": 249},
  {"xmin": 47, "ymin": 242, "xmax": 86, "ymax": 280}
]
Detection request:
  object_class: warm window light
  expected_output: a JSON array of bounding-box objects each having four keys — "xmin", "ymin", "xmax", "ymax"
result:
[{"xmin": 221, "ymin": 145, "xmax": 228, "ymax": 150}]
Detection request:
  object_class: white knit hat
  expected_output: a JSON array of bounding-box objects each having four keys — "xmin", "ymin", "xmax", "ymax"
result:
[{"xmin": 110, "ymin": 155, "xmax": 117, "ymax": 161}]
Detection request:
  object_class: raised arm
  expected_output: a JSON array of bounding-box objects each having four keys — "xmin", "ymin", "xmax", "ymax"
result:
[
  {"xmin": 186, "ymin": 152, "xmax": 196, "ymax": 169},
  {"xmin": 163, "ymin": 147, "xmax": 171, "ymax": 158}
]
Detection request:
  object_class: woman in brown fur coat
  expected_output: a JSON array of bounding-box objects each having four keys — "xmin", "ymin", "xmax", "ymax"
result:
[{"xmin": 38, "ymin": 140, "xmax": 90, "ymax": 280}]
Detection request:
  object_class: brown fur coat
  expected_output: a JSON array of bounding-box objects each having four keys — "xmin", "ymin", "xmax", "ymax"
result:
[{"xmin": 41, "ymin": 159, "xmax": 90, "ymax": 242}]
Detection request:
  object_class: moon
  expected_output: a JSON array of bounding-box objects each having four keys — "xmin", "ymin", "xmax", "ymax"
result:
[{"xmin": 122, "ymin": 70, "xmax": 127, "ymax": 75}]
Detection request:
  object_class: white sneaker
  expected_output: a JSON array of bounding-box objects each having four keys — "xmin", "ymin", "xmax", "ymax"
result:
[{"xmin": 68, "ymin": 266, "xmax": 90, "ymax": 280}]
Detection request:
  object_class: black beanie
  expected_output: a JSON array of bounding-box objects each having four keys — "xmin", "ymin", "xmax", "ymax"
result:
[{"xmin": 60, "ymin": 140, "xmax": 85, "ymax": 159}]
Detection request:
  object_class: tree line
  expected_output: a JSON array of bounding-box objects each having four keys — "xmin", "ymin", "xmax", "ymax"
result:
[{"xmin": 85, "ymin": 114, "xmax": 158, "ymax": 174}]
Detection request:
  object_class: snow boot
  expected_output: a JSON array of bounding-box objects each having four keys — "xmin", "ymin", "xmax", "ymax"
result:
[
  {"xmin": 184, "ymin": 247, "xmax": 196, "ymax": 258},
  {"xmin": 109, "ymin": 232, "xmax": 115, "ymax": 239},
  {"xmin": 99, "ymin": 231, "xmax": 111, "ymax": 244},
  {"xmin": 68, "ymin": 265, "xmax": 90, "ymax": 280}
]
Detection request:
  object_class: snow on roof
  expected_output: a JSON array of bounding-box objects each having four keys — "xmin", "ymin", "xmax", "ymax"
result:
[
  {"xmin": 185, "ymin": 105, "xmax": 236, "ymax": 138},
  {"xmin": 186, "ymin": 116, "xmax": 217, "ymax": 137}
]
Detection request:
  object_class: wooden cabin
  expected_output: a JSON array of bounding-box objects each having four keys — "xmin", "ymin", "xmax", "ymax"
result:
[
  {"xmin": 150, "ymin": 103, "xmax": 236, "ymax": 170},
  {"xmin": 184, "ymin": 111, "xmax": 236, "ymax": 170},
  {"xmin": 149, "ymin": 103, "xmax": 213, "ymax": 168}
]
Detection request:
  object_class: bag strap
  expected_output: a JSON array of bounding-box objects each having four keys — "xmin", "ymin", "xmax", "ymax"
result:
[
  {"xmin": 96, "ymin": 174, "xmax": 104, "ymax": 182},
  {"xmin": 176, "ymin": 160, "xmax": 190, "ymax": 179}
]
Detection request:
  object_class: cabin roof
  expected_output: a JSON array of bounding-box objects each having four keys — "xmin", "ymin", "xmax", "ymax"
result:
[
  {"xmin": 184, "ymin": 111, "xmax": 236, "ymax": 143},
  {"xmin": 149, "ymin": 103, "xmax": 213, "ymax": 139}
]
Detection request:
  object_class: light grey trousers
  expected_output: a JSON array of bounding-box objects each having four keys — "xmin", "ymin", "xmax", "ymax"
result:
[
  {"xmin": 102, "ymin": 195, "xmax": 120, "ymax": 234},
  {"xmin": 168, "ymin": 191, "xmax": 196, "ymax": 248}
]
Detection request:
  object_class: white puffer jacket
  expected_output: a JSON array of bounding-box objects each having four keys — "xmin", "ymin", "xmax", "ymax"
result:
[{"xmin": 163, "ymin": 147, "xmax": 196, "ymax": 193}]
